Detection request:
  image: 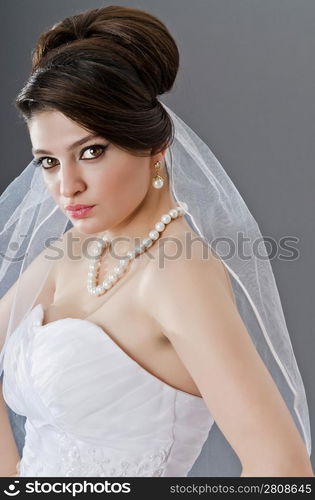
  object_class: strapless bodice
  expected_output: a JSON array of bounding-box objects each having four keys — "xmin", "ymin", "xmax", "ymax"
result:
[{"xmin": 2, "ymin": 303, "xmax": 214, "ymax": 476}]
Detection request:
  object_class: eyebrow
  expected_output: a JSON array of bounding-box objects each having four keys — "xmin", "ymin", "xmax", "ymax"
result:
[{"xmin": 32, "ymin": 133, "xmax": 100, "ymax": 155}]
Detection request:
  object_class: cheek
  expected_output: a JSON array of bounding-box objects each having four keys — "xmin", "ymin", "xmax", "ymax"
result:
[
  {"xmin": 96, "ymin": 161, "xmax": 150, "ymax": 206},
  {"xmin": 42, "ymin": 175, "xmax": 59, "ymax": 201}
]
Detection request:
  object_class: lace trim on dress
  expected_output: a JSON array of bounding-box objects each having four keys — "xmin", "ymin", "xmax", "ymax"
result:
[{"xmin": 58, "ymin": 432, "xmax": 171, "ymax": 477}]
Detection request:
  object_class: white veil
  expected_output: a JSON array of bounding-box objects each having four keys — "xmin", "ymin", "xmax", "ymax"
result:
[{"xmin": 0, "ymin": 100, "xmax": 311, "ymax": 476}]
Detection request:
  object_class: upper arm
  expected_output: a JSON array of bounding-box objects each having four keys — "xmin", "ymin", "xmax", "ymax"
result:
[
  {"xmin": 0, "ymin": 378, "xmax": 20, "ymax": 476},
  {"xmin": 144, "ymin": 252, "xmax": 311, "ymax": 474}
]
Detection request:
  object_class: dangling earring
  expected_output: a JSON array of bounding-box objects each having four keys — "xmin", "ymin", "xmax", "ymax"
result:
[{"xmin": 152, "ymin": 160, "xmax": 164, "ymax": 189}]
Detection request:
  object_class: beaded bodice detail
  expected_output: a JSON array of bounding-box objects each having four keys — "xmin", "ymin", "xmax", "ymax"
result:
[{"xmin": 3, "ymin": 303, "xmax": 214, "ymax": 477}]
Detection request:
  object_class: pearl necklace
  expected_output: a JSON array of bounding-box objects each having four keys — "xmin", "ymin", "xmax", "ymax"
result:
[{"xmin": 87, "ymin": 202, "xmax": 188, "ymax": 296}]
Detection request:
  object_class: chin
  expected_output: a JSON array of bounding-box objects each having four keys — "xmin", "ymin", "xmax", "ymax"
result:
[{"xmin": 72, "ymin": 219, "xmax": 109, "ymax": 236}]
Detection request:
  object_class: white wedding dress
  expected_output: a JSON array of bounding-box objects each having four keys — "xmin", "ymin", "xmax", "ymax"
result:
[{"xmin": 2, "ymin": 303, "xmax": 214, "ymax": 477}]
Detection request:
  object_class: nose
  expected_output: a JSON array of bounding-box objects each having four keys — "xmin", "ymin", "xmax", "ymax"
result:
[{"xmin": 59, "ymin": 163, "xmax": 86, "ymax": 198}]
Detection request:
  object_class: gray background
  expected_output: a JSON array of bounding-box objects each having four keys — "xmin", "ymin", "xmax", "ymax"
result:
[{"xmin": 1, "ymin": 0, "xmax": 314, "ymax": 473}]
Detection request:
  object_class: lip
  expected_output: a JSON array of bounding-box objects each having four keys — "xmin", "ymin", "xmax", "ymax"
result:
[
  {"xmin": 66, "ymin": 205, "xmax": 95, "ymax": 219},
  {"xmin": 66, "ymin": 204, "xmax": 94, "ymax": 210}
]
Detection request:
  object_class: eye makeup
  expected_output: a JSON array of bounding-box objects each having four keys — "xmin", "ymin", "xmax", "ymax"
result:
[{"xmin": 33, "ymin": 143, "xmax": 109, "ymax": 170}]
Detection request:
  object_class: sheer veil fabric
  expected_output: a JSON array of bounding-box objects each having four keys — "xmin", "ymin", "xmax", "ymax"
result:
[{"xmin": 0, "ymin": 100, "xmax": 311, "ymax": 476}]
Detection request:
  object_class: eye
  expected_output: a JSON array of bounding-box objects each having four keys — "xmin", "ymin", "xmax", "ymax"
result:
[
  {"xmin": 33, "ymin": 144, "xmax": 109, "ymax": 170},
  {"xmin": 81, "ymin": 145, "xmax": 108, "ymax": 160}
]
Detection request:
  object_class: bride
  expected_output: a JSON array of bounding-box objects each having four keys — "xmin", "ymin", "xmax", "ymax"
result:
[{"xmin": 0, "ymin": 5, "xmax": 313, "ymax": 477}]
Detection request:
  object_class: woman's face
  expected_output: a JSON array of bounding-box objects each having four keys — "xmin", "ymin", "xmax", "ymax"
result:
[{"xmin": 28, "ymin": 110, "xmax": 161, "ymax": 235}]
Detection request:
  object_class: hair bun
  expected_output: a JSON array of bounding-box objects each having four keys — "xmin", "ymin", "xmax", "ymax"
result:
[{"xmin": 32, "ymin": 5, "xmax": 179, "ymax": 98}]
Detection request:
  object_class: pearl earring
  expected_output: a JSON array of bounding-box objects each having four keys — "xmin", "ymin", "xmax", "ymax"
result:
[{"xmin": 152, "ymin": 160, "xmax": 164, "ymax": 189}]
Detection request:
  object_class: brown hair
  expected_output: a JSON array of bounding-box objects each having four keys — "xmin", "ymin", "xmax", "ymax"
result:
[{"xmin": 15, "ymin": 5, "xmax": 179, "ymax": 157}]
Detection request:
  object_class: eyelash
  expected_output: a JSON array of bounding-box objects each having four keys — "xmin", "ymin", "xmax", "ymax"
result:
[{"xmin": 33, "ymin": 144, "xmax": 108, "ymax": 170}]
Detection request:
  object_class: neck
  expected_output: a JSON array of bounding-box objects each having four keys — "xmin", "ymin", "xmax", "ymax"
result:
[{"xmin": 95, "ymin": 172, "xmax": 179, "ymax": 256}]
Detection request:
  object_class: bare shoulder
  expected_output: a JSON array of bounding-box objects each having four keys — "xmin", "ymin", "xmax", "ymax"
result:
[
  {"xmin": 0, "ymin": 227, "xmax": 85, "ymax": 331},
  {"xmin": 140, "ymin": 225, "xmax": 236, "ymax": 319},
  {"xmin": 33, "ymin": 227, "xmax": 79, "ymax": 306},
  {"xmin": 0, "ymin": 231, "xmax": 68, "ymax": 329}
]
